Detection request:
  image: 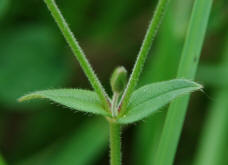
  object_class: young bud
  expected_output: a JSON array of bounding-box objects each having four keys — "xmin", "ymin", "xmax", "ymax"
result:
[{"xmin": 110, "ymin": 66, "xmax": 128, "ymax": 94}]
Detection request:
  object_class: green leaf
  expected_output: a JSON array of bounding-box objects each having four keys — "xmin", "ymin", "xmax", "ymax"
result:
[
  {"xmin": 19, "ymin": 89, "xmax": 109, "ymax": 116},
  {"xmin": 117, "ymin": 79, "xmax": 202, "ymax": 124}
]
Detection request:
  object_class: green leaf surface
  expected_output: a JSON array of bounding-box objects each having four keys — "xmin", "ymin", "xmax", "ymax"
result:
[
  {"xmin": 16, "ymin": 119, "xmax": 109, "ymax": 165},
  {"xmin": 117, "ymin": 79, "xmax": 202, "ymax": 124},
  {"xmin": 19, "ymin": 89, "xmax": 109, "ymax": 116}
]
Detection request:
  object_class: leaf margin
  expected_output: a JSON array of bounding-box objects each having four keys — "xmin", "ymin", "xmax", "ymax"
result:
[
  {"xmin": 18, "ymin": 88, "xmax": 110, "ymax": 116},
  {"xmin": 117, "ymin": 79, "xmax": 202, "ymax": 124}
]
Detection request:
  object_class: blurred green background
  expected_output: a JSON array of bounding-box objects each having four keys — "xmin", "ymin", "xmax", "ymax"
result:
[{"xmin": 0, "ymin": 0, "xmax": 228, "ymax": 164}]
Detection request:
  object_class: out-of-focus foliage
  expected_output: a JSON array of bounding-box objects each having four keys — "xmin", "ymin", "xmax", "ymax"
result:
[
  {"xmin": 0, "ymin": 25, "xmax": 70, "ymax": 108},
  {"xmin": 197, "ymin": 64, "xmax": 228, "ymax": 87},
  {"xmin": 0, "ymin": 0, "xmax": 9, "ymax": 19},
  {"xmin": 15, "ymin": 119, "xmax": 108, "ymax": 165},
  {"xmin": 0, "ymin": 0, "xmax": 228, "ymax": 165},
  {"xmin": 0, "ymin": 153, "xmax": 6, "ymax": 165},
  {"xmin": 193, "ymin": 32, "xmax": 228, "ymax": 165}
]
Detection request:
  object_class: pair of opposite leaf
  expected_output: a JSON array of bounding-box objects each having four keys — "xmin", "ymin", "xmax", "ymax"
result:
[{"xmin": 19, "ymin": 66, "xmax": 202, "ymax": 124}]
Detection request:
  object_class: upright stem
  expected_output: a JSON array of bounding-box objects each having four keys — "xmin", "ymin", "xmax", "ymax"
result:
[
  {"xmin": 119, "ymin": 0, "xmax": 170, "ymax": 116},
  {"xmin": 43, "ymin": 0, "xmax": 110, "ymax": 111},
  {"xmin": 109, "ymin": 121, "xmax": 122, "ymax": 165}
]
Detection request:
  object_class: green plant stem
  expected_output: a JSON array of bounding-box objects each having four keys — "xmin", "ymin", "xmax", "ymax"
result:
[
  {"xmin": 153, "ymin": 0, "xmax": 213, "ymax": 164},
  {"xmin": 111, "ymin": 93, "xmax": 119, "ymax": 117},
  {"xmin": 109, "ymin": 122, "xmax": 121, "ymax": 165},
  {"xmin": 119, "ymin": 0, "xmax": 170, "ymax": 116},
  {"xmin": 43, "ymin": 0, "xmax": 110, "ymax": 111}
]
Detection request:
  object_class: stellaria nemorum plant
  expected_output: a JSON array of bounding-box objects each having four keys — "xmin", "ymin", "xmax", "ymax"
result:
[{"xmin": 18, "ymin": 0, "xmax": 202, "ymax": 164}]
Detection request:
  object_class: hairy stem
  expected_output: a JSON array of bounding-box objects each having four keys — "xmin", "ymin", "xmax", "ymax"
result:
[
  {"xmin": 43, "ymin": 0, "xmax": 110, "ymax": 111},
  {"xmin": 119, "ymin": 0, "xmax": 170, "ymax": 116},
  {"xmin": 132, "ymin": 0, "xmax": 192, "ymax": 164},
  {"xmin": 109, "ymin": 121, "xmax": 122, "ymax": 165}
]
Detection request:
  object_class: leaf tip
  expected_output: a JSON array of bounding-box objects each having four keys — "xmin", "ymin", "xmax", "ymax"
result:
[
  {"xmin": 179, "ymin": 79, "xmax": 203, "ymax": 89},
  {"xmin": 17, "ymin": 93, "xmax": 43, "ymax": 102},
  {"xmin": 17, "ymin": 97, "xmax": 25, "ymax": 102},
  {"xmin": 193, "ymin": 81, "xmax": 203, "ymax": 90}
]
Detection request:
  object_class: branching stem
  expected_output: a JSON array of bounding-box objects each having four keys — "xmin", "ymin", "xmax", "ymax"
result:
[
  {"xmin": 119, "ymin": 0, "xmax": 170, "ymax": 116},
  {"xmin": 43, "ymin": 0, "xmax": 110, "ymax": 111}
]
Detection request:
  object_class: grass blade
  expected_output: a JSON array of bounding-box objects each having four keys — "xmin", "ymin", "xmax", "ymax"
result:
[
  {"xmin": 193, "ymin": 32, "xmax": 228, "ymax": 165},
  {"xmin": 193, "ymin": 90, "xmax": 228, "ymax": 165},
  {"xmin": 154, "ymin": 0, "xmax": 213, "ymax": 164}
]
